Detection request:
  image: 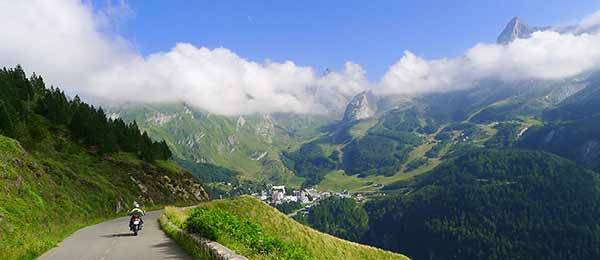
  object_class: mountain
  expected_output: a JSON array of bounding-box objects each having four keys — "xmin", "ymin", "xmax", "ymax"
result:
[
  {"xmin": 109, "ymin": 103, "xmax": 332, "ymax": 186},
  {"xmin": 543, "ymin": 73, "xmax": 600, "ymax": 121},
  {"xmin": 296, "ymin": 70, "xmax": 600, "ymax": 257},
  {"xmin": 106, "ymin": 17, "xmax": 600, "ymax": 195},
  {"xmin": 342, "ymin": 90, "xmax": 377, "ymax": 122},
  {"xmin": 496, "ymin": 16, "xmax": 596, "ymax": 44},
  {"xmin": 363, "ymin": 149, "xmax": 600, "ymax": 260},
  {"xmin": 0, "ymin": 66, "xmax": 208, "ymax": 259},
  {"xmin": 286, "ymin": 17, "xmax": 600, "ymax": 259},
  {"xmin": 496, "ymin": 17, "xmax": 547, "ymax": 44},
  {"xmin": 497, "ymin": 17, "xmax": 528, "ymax": 43},
  {"xmin": 520, "ymin": 73, "xmax": 600, "ymax": 170},
  {"xmin": 285, "ymin": 72, "xmax": 590, "ymax": 189},
  {"xmin": 102, "ymin": 41, "xmax": 593, "ymax": 192}
]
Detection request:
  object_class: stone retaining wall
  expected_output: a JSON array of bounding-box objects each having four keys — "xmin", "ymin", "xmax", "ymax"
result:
[{"xmin": 162, "ymin": 219, "xmax": 247, "ymax": 260}]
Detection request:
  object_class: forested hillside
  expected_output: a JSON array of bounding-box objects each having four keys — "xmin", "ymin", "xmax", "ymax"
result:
[
  {"xmin": 363, "ymin": 149, "xmax": 600, "ymax": 260},
  {"xmin": 303, "ymin": 196, "xmax": 369, "ymax": 242},
  {"xmin": 0, "ymin": 66, "xmax": 171, "ymax": 161},
  {"xmin": 0, "ymin": 66, "xmax": 208, "ymax": 259}
]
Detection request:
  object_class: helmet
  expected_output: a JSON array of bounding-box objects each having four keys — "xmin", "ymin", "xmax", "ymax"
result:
[{"xmin": 133, "ymin": 202, "xmax": 140, "ymax": 208}]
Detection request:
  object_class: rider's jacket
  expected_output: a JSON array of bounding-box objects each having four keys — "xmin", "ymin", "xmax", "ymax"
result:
[{"xmin": 128, "ymin": 207, "xmax": 145, "ymax": 217}]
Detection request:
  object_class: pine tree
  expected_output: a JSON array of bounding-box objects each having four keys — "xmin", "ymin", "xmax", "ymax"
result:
[
  {"xmin": 159, "ymin": 140, "xmax": 172, "ymax": 160},
  {"xmin": 0, "ymin": 65, "xmax": 173, "ymax": 161},
  {"xmin": 0, "ymin": 100, "xmax": 14, "ymax": 137}
]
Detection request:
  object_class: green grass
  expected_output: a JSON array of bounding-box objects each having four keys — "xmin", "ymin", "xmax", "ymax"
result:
[
  {"xmin": 0, "ymin": 134, "xmax": 205, "ymax": 259},
  {"xmin": 155, "ymin": 159, "xmax": 186, "ymax": 174},
  {"xmin": 318, "ymin": 170, "xmax": 374, "ymax": 192},
  {"xmin": 319, "ymin": 159, "xmax": 440, "ymax": 194},
  {"xmin": 187, "ymin": 207, "xmax": 309, "ymax": 259},
  {"xmin": 164, "ymin": 196, "xmax": 409, "ymax": 260},
  {"xmin": 318, "ymin": 140, "xmax": 441, "ymax": 193}
]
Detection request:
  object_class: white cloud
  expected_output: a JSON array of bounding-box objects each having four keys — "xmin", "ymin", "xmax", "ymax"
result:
[
  {"xmin": 0, "ymin": 0, "xmax": 366, "ymax": 115},
  {"xmin": 577, "ymin": 10, "xmax": 600, "ymax": 32},
  {"xmin": 0, "ymin": 0, "xmax": 130, "ymax": 89},
  {"xmin": 379, "ymin": 29, "xmax": 600, "ymax": 95},
  {"xmin": 86, "ymin": 45, "xmax": 368, "ymax": 115}
]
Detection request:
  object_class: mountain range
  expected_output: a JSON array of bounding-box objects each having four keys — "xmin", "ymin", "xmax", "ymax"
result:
[{"xmin": 104, "ymin": 17, "xmax": 600, "ymax": 194}]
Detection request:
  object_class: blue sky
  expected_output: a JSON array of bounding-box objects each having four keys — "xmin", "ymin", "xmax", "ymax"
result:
[{"xmin": 107, "ymin": 0, "xmax": 600, "ymax": 79}]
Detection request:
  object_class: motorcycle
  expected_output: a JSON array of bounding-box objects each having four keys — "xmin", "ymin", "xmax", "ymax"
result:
[{"xmin": 130, "ymin": 215, "xmax": 143, "ymax": 236}]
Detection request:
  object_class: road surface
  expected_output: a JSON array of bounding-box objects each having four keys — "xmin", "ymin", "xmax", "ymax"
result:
[{"xmin": 39, "ymin": 211, "xmax": 191, "ymax": 260}]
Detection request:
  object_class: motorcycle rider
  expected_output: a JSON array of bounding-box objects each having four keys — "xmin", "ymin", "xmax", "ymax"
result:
[{"xmin": 128, "ymin": 202, "xmax": 145, "ymax": 230}]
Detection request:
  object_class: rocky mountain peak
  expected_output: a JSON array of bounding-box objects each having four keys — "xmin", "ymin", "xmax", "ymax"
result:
[
  {"xmin": 497, "ymin": 16, "xmax": 538, "ymax": 44},
  {"xmin": 496, "ymin": 15, "xmax": 595, "ymax": 44},
  {"xmin": 342, "ymin": 90, "xmax": 376, "ymax": 122}
]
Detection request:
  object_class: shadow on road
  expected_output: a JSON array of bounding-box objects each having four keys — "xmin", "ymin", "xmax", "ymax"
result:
[
  {"xmin": 151, "ymin": 241, "xmax": 189, "ymax": 259},
  {"xmin": 101, "ymin": 233, "xmax": 135, "ymax": 237},
  {"xmin": 151, "ymin": 242, "xmax": 175, "ymax": 248}
]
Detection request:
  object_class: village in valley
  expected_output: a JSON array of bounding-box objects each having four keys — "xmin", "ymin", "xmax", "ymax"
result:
[{"xmin": 251, "ymin": 184, "xmax": 366, "ymax": 216}]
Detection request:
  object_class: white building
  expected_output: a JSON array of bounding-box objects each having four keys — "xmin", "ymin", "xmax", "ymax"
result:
[
  {"xmin": 272, "ymin": 185, "xmax": 286, "ymax": 194},
  {"xmin": 272, "ymin": 185, "xmax": 286, "ymax": 204}
]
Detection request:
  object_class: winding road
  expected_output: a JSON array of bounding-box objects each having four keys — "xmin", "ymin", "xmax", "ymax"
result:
[{"xmin": 38, "ymin": 211, "xmax": 191, "ymax": 260}]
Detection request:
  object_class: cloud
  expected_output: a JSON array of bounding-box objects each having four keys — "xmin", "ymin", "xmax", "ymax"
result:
[
  {"xmin": 379, "ymin": 14, "xmax": 600, "ymax": 95},
  {"xmin": 88, "ymin": 44, "xmax": 367, "ymax": 115},
  {"xmin": 5, "ymin": 1, "xmax": 600, "ymax": 112},
  {"xmin": 0, "ymin": 0, "xmax": 366, "ymax": 115},
  {"xmin": 577, "ymin": 10, "xmax": 600, "ymax": 32},
  {"xmin": 0, "ymin": 0, "xmax": 130, "ymax": 89}
]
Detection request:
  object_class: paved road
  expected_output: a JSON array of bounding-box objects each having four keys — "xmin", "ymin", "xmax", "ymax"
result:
[{"xmin": 38, "ymin": 211, "xmax": 191, "ymax": 260}]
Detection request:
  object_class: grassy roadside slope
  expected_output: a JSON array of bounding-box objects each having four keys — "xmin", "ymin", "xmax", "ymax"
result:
[
  {"xmin": 162, "ymin": 196, "xmax": 409, "ymax": 260},
  {"xmin": 0, "ymin": 134, "xmax": 208, "ymax": 259}
]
